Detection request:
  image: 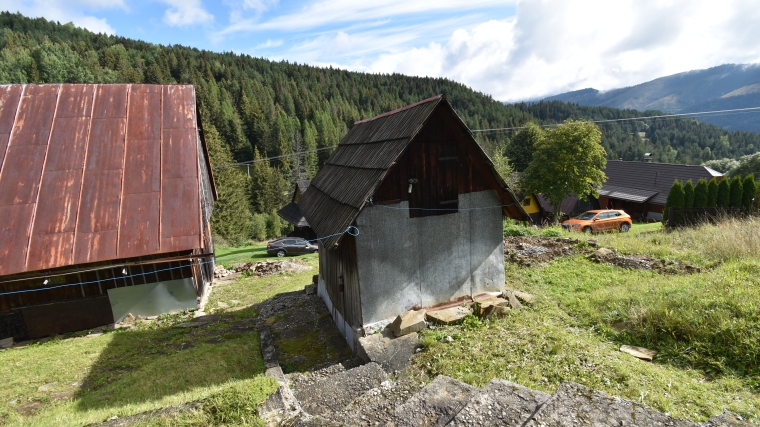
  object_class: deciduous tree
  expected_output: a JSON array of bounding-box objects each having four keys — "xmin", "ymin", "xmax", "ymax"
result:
[{"xmin": 524, "ymin": 120, "xmax": 606, "ymax": 221}]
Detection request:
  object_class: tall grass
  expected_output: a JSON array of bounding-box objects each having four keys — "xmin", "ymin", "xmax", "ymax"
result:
[{"xmin": 596, "ymin": 217, "xmax": 760, "ymax": 264}]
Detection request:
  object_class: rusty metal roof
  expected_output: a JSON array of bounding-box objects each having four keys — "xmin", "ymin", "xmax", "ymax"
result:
[
  {"xmin": 298, "ymin": 95, "xmax": 527, "ymax": 248},
  {"xmin": 0, "ymin": 84, "xmax": 212, "ymax": 277}
]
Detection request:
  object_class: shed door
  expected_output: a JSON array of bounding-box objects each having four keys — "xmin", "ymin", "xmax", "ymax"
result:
[{"xmin": 408, "ymin": 140, "xmax": 459, "ymax": 218}]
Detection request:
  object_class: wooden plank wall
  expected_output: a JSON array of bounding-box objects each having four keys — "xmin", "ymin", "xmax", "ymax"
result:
[
  {"xmin": 318, "ymin": 234, "xmax": 362, "ymax": 328},
  {"xmin": 371, "ymin": 107, "xmax": 492, "ymax": 217}
]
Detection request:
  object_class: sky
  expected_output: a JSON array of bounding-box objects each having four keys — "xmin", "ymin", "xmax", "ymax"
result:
[{"xmin": 3, "ymin": 0, "xmax": 760, "ymax": 102}]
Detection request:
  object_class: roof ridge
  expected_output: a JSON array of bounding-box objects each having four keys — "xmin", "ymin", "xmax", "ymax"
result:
[{"xmin": 354, "ymin": 95, "xmax": 442, "ymax": 124}]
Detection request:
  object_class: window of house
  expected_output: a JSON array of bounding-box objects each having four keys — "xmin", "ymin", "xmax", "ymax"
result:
[{"xmin": 522, "ymin": 198, "xmax": 531, "ymax": 206}]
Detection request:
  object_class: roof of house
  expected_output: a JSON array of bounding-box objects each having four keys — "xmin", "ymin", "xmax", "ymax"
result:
[
  {"xmin": 298, "ymin": 95, "xmax": 528, "ymax": 248},
  {"xmin": 277, "ymin": 202, "xmax": 309, "ymax": 227},
  {"xmin": 0, "ymin": 84, "xmax": 213, "ymax": 277},
  {"xmin": 601, "ymin": 161, "xmax": 722, "ymax": 205}
]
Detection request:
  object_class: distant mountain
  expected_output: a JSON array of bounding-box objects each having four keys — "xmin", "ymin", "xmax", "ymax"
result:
[{"xmin": 544, "ymin": 64, "xmax": 760, "ymax": 133}]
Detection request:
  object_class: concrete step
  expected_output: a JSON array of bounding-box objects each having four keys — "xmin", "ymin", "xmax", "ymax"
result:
[
  {"xmin": 524, "ymin": 381, "xmax": 700, "ymax": 427},
  {"xmin": 393, "ymin": 375, "xmax": 480, "ymax": 427},
  {"xmin": 331, "ymin": 378, "xmax": 423, "ymax": 426},
  {"xmin": 292, "ymin": 362, "xmax": 388, "ymax": 417},
  {"xmin": 281, "ymin": 414, "xmax": 343, "ymax": 427},
  {"xmin": 446, "ymin": 379, "xmax": 551, "ymax": 426}
]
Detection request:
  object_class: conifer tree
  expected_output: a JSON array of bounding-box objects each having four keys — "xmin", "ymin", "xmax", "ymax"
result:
[
  {"xmin": 729, "ymin": 175, "xmax": 743, "ymax": 208},
  {"xmin": 662, "ymin": 180, "xmax": 685, "ymax": 224},
  {"xmin": 742, "ymin": 174, "xmax": 756, "ymax": 208},
  {"xmin": 204, "ymin": 125, "xmax": 251, "ymax": 244},
  {"xmin": 693, "ymin": 179, "xmax": 708, "ymax": 208},
  {"xmin": 683, "ymin": 180, "xmax": 695, "ymax": 208},
  {"xmin": 707, "ymin": 178, "xmax": 719, "ymax": 206},
  {"xmin": 717, "ymin": 178, "xmax": 730, "ymax": 207}
]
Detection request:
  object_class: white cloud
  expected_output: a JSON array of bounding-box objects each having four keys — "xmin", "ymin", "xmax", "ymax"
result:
[
  {"xmin": 161, "ymin": 0, "xmax": 214, "ymax": 27},
  {"xmin": 0, "ymin": 0, "xmax": 124, "ymax": 34},
  {"xmin": 217, "ymin": 0, "xmax": 514, "ymax": 35},
  {"xmin": 255, "ymin": 38, "xmax": 282, "ymax": 49},
  {"xmin": 353, "ymin": 0, "xmax": 760, "ymax": 101}
]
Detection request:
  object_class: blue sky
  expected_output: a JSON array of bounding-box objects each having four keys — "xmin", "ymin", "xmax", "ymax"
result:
[{"xmin": 3, "ymin": 1, "xmax": 760, "ymax": 101}]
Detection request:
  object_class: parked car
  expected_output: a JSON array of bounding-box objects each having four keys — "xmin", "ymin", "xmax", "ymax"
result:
[
  {"xmin": 562, "ymin": 209, "xmax": 632, "ymax": 233},
  {"xmin": 266, "ymin": 237, "xmax": 318, "ymax": 257}
]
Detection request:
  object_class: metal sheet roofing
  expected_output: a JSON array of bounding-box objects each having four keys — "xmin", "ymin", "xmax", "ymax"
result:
[
  {"xmin": 602, "ymin": 161, "xmax": 723, "ymax": 206},
  {"xmin": 0, "ymin": 84, "xmax": 210, "ymax": 277},
  {"xmin": 298, "ymin": 95, "xmax": 527, "ymax": 248},
  {"xmin": 597, "ymin": 185, "xmax": 659, "ymax": 203}
]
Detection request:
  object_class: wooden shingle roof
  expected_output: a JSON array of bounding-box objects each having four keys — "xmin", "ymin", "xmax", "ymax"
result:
[{"xmin": 298, "ymin": 95, "xmax": 527, "ymax": 248}]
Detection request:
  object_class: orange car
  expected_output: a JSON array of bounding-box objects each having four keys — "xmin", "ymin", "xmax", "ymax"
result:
[{"xmin": 562, "ymin": 209, "xmax": 632, "ymax": 233}]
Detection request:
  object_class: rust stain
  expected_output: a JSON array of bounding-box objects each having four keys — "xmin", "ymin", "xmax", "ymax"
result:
[
  {"xmin": 0, "ymin": 84, "xmax": 209, "ymax": 277},
  {"xmin": 0, "ymin": 204, "xmax": 34, "ymax": 276},
  {"xmin": 118, "ymin": 192, "xmax": 160, "ymax": 258}
]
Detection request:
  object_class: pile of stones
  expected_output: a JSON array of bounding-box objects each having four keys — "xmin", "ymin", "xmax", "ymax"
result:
[{"xmin": 213, "ymin": 265, "xmax": 232, "ymax": 279}]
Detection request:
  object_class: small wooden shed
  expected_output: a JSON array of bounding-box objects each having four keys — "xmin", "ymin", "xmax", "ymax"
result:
[
  {"xmin": 298, "ymin": 95, "xmax": 528, "ymax": 349},
  {"xmin": 0, "ymin": 84, "xmax": 216, "ymax": 341}
]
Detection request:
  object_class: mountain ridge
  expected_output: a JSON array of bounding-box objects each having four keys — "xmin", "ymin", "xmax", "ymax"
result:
[{"xmin": 543, "ymin": 63, "xmax": 760, "ymax": 132}]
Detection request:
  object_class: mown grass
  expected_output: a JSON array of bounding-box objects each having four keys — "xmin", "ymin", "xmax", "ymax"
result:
[
  {"xmin": 0, "ymin": 248, "xmax": 318, "ymax": 426},
  {"xmin": 413, "ymin": 218, "xmax": 760, "ymax": 423},
  {"xmin": 0, "ymin": 311, "xmax": 275, "ymax": 427}
]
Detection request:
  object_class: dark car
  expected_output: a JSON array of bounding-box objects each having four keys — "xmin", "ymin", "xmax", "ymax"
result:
[{"xmin": 266, "ymin": 237, "xmax": 318, "ymax": 257}]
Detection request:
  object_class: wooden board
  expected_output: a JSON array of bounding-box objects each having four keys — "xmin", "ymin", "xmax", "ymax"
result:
[{"xmin": 21, "ymin": 296, "xmax": 114, "ymax": 338}]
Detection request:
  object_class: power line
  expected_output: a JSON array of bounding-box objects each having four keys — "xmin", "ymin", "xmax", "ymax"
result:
[
  {"xmin": 471, "ymin": 106, "xmax": 760, "ymax": 133},
  {"xmin": 213, "ymin": 146, "xmax": 335, "ymax": 170},
  {"xmin": 212, "ymin": 105, "xmax": 760, "ymax": 169}
]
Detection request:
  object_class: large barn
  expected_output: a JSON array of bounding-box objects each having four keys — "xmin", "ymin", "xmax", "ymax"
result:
[
  {"xmin": 0, "ymin": 84, "xmax": 216, "ymax": 341},
  {"xmin": 299, "ymin": 95, "xmax": 528, "ymax": 349}
]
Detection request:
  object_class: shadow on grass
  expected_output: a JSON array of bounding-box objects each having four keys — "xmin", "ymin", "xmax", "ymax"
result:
[{"xmin": 75, "ymin": 310, "xmax": 264, "ymax": 411}]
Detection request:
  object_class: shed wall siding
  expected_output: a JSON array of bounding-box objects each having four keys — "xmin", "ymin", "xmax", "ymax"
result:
[{"xmin": 355, "ymin": 190, "xmax": 504, "ymax": 324}]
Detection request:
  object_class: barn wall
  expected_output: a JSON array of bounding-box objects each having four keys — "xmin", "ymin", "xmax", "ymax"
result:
[
  {"xmin": 317, "ymin": 234, "xmax": 362, "ymax": 349},
  {"xmin": 355, "ymin": 190, "xmax": 504, "ymax": 324}
]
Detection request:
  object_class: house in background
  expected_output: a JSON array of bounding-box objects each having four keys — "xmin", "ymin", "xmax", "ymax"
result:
[
  {"xmin": 298, "ymin": 95, "xmax": 528, "ymax": 350},
  {"xmin": 597, "ymin": 161, "xmax": 723, "ymax": 221},
  {"xmin": 277, "ymin": 180, "xmax": 315, "ymax": 239},
  {"xmin": 0, "ymin": 84, "xmax": 216, "ymax": 341}
]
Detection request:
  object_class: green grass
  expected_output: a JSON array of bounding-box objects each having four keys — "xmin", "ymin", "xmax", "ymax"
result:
[
  {"xmin": 412, "ymin": 218, "xmax": 760, "ymax": 423},
  {"xmin": 0, "ymin": 313, "xmax": 275, "ymax": 426},
  {"xmin": 207, "ymin": 251, "xmax": 319, "ymax": 310},
  {"xmin": 0, "ymin": 247, "xmax": 318, "ymax": 426}
]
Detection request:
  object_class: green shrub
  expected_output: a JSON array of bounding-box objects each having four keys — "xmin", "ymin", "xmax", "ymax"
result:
[
  {"xmin": 742, "ymin": 174, "xmax": 756, "ymax": 208},
  {"xmin": 717, "ymin": 179, "xmax": 730, "ymax": 207},
  {"xmin": 707, "ymin": 178, "xmax": 719, "ymax": 206},
  {"xmin": 693, "ymin": 179, "xmax": 708, "ymax": 208},
  {"xmin": 729, "ymin": 175, "xmax": 743, "ymax": 208},
  {"xmin": 683, "ymin": 180, "xmax": 695, "ymax": 208},
  {"xmin": 662, "ymin": 180, "xmax": 684, "ymax": 224},
  {"xmin": 250, "ymin": 214, "xmax": 267, "ymax": 241}
]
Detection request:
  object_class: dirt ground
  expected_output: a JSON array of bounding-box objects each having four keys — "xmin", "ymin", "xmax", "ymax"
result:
[{"xmin": 503, "ymin": 236, "xmax": 701, "ymax": 274}]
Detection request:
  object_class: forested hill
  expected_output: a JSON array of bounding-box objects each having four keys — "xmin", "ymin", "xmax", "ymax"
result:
[
  {"xmin": 542, "ymin": 63, "xmax": 760, "ymax": 133},
  {"xmin": 1, "ymin": 12, "xmax": 759, "ymax": 242}
]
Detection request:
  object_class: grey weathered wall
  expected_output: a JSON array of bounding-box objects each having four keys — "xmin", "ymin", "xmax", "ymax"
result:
[{"xmin": 355, "ymin": 190, "xmax": 504, "ymax": 324}]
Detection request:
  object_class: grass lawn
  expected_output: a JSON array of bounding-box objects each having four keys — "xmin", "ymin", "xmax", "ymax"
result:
[
  {"xmin": 0, "ymin": 244, "xmax": 318, "ymax": 427},
  {"xmin": 412, "ymin": 218, "xmax": 760, "ymax": 423}
]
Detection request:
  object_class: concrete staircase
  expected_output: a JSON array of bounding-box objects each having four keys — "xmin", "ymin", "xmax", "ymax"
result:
[{"xmin": 262, "ymin": 344, "xmax": 752, "ymax": 427}]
